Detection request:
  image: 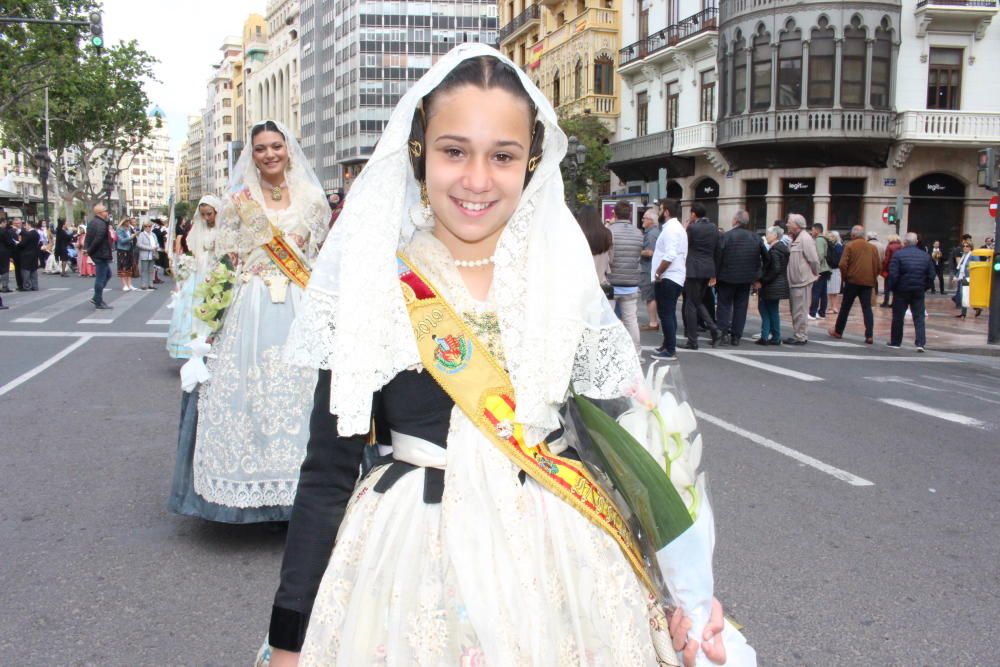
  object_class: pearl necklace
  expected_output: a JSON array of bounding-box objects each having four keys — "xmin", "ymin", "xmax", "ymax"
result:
[{"xmin": 454, "ymin": 256, "xmax": 495, "ymax": 268}]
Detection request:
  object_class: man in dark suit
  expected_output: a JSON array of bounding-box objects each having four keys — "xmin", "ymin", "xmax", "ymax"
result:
[
  {"xmin": 716, "ymin": 210, "xmax": 766, "ymax": 346},
  {"xmin": 9, "ymin": 218, "xmax": 25, "ymax": 290},
  {"xmin": 682, "ymin": 202, "xmax": 721, "ymax": 349},
  {"xmin": 16, "ymin": 219, "xmax": 41, "ymax": 291},
  {"xmin": 0, "ymin": 216, "xmax": 15, "ymax": 293},
  {"xmin": 85, "ymin": 203, "xmax": 114, "ymax": 309}
]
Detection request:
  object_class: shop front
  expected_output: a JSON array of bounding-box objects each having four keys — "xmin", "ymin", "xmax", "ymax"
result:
[{"xmin": 907, "ymin": 172, "xmax": 965, "ymax": 248}]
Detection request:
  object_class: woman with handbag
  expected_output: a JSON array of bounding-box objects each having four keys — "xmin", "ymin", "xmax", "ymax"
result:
[
  {"xmin": 136, "ymin": 221, "xmax": 159, "ymax": 290},
  {"xmin": 264, "ymin": 47, "xmax": 732, "ymax": 667},
  {"xmin": 115, "ymin": 219, "xmax": 136, "ymax": 291},
  {"xmin": 952, "ymin": 241, "xmax": 981, "ymax": 318}
]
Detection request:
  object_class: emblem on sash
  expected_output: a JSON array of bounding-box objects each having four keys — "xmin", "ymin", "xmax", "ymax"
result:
[{"xmin": 432, "ymin": 334, "xmax": 472, "ymax": 374}]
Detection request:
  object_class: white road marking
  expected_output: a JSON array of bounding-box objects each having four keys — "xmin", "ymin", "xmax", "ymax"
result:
[
  {"xmin": 146, "ymin": 319, "xmax": 171, "ymax": 325},
  {"xmin": 0, "ymin": 330, "xmax": 167, "ymax": 338},
  {"xmin": 703, "ymin": 351, "xmax": 824, "ymax": 381},
  {"xmin": 695, "ymin": 409, "xmax": 874, "ymax": 486},
  {"xmin": 147, "ymin": 293, "xmax": 174, "ymax": 325},
  {"xmin": 0, "ymin": 335, "xmax": 93, "ymax": 397},
  {"xmin": 925, "ymin": 375, "xmax": 1000, "ymax": 398},
  {"xmin": 78, "ymin": 288, "xmax": 151, "ymax": 324},
  {"xmin": 811, "ymin": 340, "xmax": 861, "ymax": 348},
  {"xmin": 12, "ymin": 292, "xmax": 92, "ymax": 323},
  {"xmin": 721, "ymin": 351, "xmax": 957, "ymax": 362},
  {"xmin": 877, "ymin": 398, "xmax": 988, "ymax": 429}
]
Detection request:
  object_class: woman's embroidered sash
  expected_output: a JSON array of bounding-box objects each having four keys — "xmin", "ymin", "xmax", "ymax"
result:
[
  {"xmin": 396, "ymin": 253, "xmax": 653, "ymax": 592},
  {"xmin": 261, "ymin": 224, "xmax": 310, "ymax": 289}
]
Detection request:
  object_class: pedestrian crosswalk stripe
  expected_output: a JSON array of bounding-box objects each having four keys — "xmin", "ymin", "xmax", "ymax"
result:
[
  {"xmin": 877, "ymin": 398, "xmax": 987, "ymax": 429},
  {"xmin": 78, "ymin": 288, "xmax": 151, "ymax": 324},
  {"xmin": 705, "ymin": 351, "xmax": 824, "ymax": 381},
  {"xmin": 12, "ymin": 292, "xmax": 93, "ymax": 323}
]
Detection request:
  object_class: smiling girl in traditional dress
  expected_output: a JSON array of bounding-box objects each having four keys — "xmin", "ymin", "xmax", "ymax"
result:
[{"xmin": 266, "ymin": 46, "xmax": 729, "ymax": 666}]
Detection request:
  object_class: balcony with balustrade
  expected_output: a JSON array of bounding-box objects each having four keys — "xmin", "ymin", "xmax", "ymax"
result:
[
  {"xmin": 896, "ymin": 110, "xmax": 1000, "ymax": 145},
  {"xmin": 915, "ymin": 0, "xmax": 997, "ymax": 38},
  {"xmin": 499, "ymin": 4, "xmax": 541, "ymax": 46},
  {"xmin": 618, "ymin": 7, "xmax": 719, "ymax": 75}
]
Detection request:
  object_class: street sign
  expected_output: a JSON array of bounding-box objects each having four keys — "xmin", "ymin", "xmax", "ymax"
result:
[
  {"xmin": 882, "ymin": 206, "xmax": 889, "ymax": 223},
  {"xmin": 884, "ymin": 178, "xmax": 896, "ymax": 187},
  {"xmin": 990, "ymin": 195, "xmax": 998, "ymax": 218}
]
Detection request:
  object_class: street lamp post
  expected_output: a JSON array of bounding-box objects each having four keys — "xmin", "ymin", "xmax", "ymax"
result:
[
  {"xmin": 562, "ymin": 135, "xmax": 588, "ymax": 212},
  {"xmin": 35, "ymin": 149, "xmax": 50, "ymax": 227}
]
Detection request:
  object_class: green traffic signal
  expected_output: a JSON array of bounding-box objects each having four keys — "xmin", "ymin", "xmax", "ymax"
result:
[{"xmin": 91, "ymin": 35, "xmax": 104, "ymax": 48}]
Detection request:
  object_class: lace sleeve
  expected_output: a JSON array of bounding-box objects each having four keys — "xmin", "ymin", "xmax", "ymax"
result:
[{"xmin": 570, "ymin": 323, "xmax": 641, "ymax": 399}]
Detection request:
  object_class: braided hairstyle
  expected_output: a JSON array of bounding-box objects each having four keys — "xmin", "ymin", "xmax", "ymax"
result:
[{"xmin": 408, "ymin": 56, "xmax": 546, "ymax": 189}]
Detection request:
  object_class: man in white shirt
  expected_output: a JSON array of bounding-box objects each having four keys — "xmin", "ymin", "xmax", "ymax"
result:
[{"xmin": 650, "ymin": 199, "xmax": 688, "ymax": 360}]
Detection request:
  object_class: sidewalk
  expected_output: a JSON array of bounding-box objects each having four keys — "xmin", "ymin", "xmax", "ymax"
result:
[{"xmin": 793, "ymin": 292, "xmax": 996, "ymax": 356}]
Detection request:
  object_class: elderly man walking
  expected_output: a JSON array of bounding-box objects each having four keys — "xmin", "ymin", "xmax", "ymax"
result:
[
  {"xmin": 607, "ymin": 200, "xmax": 645, "ymax": 352},
  {"xmin": 85, "ymin": 203, "xmax": 114, "ymax": 309},
  {"xmin": 887, "ymin": 232, "xmax": 936, "ymax": 352},
  {"xmin": 829, "ymin": 225, "xmax": 881, "ymax": 344},
  {"xmin": 716, "ymin": 210, "xmax": 765, "ymax": 346},
  {"xmin": 784, "ymin": 214, "xmax": 819, "ymax": 345}
]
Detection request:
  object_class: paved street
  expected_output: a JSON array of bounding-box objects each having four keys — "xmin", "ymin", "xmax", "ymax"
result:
[{"xmin": 1, "ymin": 276, "xmax": 998, "ymax": 666}]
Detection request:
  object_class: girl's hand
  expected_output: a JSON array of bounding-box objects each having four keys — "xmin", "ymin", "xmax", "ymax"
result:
[
  {"xmin": 670, "ymin": 597, "xmax": 727, "ymax": 666},
  {"xmin": 268, "ymin": 648, "xmax": 299, "ymax": 667}
]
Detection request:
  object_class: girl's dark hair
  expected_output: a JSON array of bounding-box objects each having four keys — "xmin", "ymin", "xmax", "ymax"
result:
[
  {"xmin": 576, "ymin": 204, "xmax": 612, "ymax": 255},
  {"xmin": 251, "ymin": 120, "xmax": 285, "ymax": 141},
  {"xmin": 409, "ymin": 56, "xmax": 545, "ymax": 187}
]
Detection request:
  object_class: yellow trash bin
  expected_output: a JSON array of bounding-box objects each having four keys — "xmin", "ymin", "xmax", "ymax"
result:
[{"xmin": 968, "ymin": 249, "xmax": 993, "ymax": 309}]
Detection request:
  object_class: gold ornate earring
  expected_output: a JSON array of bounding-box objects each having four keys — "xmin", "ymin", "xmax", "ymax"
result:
[
  {"xmin": 409, "ymin": 140, "xmax": 423, "ymax": 158},
  {"xmin": 527, "ymin": 154, "xmax": 541, "ymax": 173},
  {"xmin": 419, "ymin": 181, "xmax": 435, "ymax": 226}
]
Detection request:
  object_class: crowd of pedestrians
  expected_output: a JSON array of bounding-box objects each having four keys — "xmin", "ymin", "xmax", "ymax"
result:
[{"xmin": 576, "ymin": 199, "xmax": 990, "ymax": 357}]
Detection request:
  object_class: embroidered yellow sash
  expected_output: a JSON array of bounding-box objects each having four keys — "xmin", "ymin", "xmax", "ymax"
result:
[
  {"xmin": 396, "ymin": 253, "xmax": 653, "ymax": 592},
  {"xmin": 262, "ymin": 224, "xmax": 310, "ymax": 289}
]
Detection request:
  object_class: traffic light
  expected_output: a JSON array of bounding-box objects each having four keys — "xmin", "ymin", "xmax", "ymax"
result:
[
  {"xmin": 886, "ymin": 206, "xmax": 897, "ymax": 225},
  {"xmin": 978, "ymin": 147, "xmax": 998, "ymax": 190},
  {"xmin": 88, "ymin": 11, "xmax": 103, "ymax": 50}
]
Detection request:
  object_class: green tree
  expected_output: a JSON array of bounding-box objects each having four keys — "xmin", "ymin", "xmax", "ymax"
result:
[
  {"xmin": 0, "ymin": 0, "xmax": 95, "ymax": 116},
  {"xmin": 558, "ymin": 114, "xmax": 613, "ymax": 207},
  {"xmin": 174, "ymin": 200, "xmax": 194, "ymax": 221},
  {"xmin": 1, "ymin": 36, "xmax": 158, "ymax": 218}
]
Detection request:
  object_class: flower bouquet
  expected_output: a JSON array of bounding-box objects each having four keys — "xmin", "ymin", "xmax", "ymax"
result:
[
  {"xmin": 173, "ymin": 254, "xmax": 196, "ymax": 283},
  {"xmin": 566, "ymin": 362, "xmax": 756, "ymax": 667},
  {"xmin": 193, "ymin": 256, "xmax": 237, "ymax": 334}
]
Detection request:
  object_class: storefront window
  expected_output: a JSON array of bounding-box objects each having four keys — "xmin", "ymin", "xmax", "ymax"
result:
[
  {"xmin": 777, "ymin": 22, "xmax": 802, "ymax": 109},
  {"xmin": 781, "ymin": 178, "xmax": 815, "ymax": 223},
  {"xmin": 829, "ymin": 178, "xmax": 864, "ymax": 234},
  {"xmin": 744, "ymin": 179, "xmax": 768, "ymax": 233},
  {"xmin": 808, "ymin": 18, "xmax": 835, "ymax": 107}
]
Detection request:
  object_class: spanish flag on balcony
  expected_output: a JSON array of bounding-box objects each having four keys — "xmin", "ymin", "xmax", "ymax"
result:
[{"xmin": 529, "ymin": 42, "xmax": 543, "ymax": 70}]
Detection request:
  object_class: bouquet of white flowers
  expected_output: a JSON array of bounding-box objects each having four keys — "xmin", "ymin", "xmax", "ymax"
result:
[
  {"xmin": 193, "ymin": 256, "xmax": 236, "ymax": 333},
  {"xmin": 567, "ymin": 362, "xmax": 756, "ymax": 667},
  {"xmin": 173, "ymin": 254, "xmax": 197, "ymax": 283}
]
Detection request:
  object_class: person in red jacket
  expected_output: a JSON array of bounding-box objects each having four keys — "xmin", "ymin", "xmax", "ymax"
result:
[{"xmin": 879, "ymin": 233, "xmax": 902, "ymax": 308}]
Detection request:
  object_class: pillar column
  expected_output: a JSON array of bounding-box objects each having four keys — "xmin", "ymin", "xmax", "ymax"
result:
[
  {"xmin": 833, "ymin": 38, "xmax": 843, "ymax": 109},
  {"xmin": 864, "ymin": 38, "xmax": 874, "ymax": 110},
  {"xmin": 800, "ymin": 40, "xmax": 810, "ymax": 110},
  {"xmin": 769, "ymin": 41, "xmax": 779, "ymax": 112}
]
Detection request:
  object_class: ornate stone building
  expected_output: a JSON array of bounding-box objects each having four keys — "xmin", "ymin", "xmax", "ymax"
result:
[
  {"xmin": 610, "ymin": 0, "xmax": 1000, "ymax": 246},
  {"xmin": 499, "ymin": 0, "xmax": 622, "ymax": 131}
]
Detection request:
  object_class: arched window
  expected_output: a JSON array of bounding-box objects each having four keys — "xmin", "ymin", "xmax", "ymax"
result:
[
  {"xmin": 594, "ymin": 55, "xmax": 614, "ymax": 95},
  {"xmin": 574, "ymin": 59, "xmax": 584, "ymax": 99},
  {"xmin": 841, "ymin": 16, "xmax": 866, "ymax": 108},
  {"xmin": 777, "ymin": 20, "xmax": 802, "ymax": 108},
  {"xmin": 870, "ymin": 18, "xmax": 892, "ymax": 109},
  {"xmin": 751, "ymin": 25, "xmax": 772, "ymax": 111},
  {"xmin": 808, "ymin": 17, "xmax": 835, "ymax": 107},
  {"xmin": 553, "ymin": 70, "xmax": 561, "ymax": 108},
  {"xmin": 731, "ymin": 30, "xmax": 746, "ymax": 115}
]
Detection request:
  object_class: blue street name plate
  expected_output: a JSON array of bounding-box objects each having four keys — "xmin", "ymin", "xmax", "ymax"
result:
[{"xmin": 884, "ymin": 178, "xmax": 897, "ymax": 187}]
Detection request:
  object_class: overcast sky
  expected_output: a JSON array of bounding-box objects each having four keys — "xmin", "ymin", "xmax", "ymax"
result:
[{"xmin": 102, "ymin": 0, "xmax": 266, "ymax": 156}]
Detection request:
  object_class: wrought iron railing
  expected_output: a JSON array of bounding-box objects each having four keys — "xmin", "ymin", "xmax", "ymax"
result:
[
  {"xmin": 499, "ymin": 4, "xmax": 541, "ymax": 43},
  {"xmin": 619, "ymin": 7, "xmax": 719, "ymax": 67}
]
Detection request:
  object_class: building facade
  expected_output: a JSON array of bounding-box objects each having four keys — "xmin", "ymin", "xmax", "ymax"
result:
[
  {"xmin": 610, "ymin": 0, "xmax": 1000, "ymax": 247},
  {"xmin": 246, "ymin": 1, "xmax": 302, "ymax": 138},
  {"xmin": 182, "ymin": 115, "xmax": 205, "ymax": 203},
  {"xmin": 117, "ymin": 109, "xmax": 176, "ymax": 216},
  {"xmin": 203, "ymin": 37, "xmax": 243, "ymax": 197},
  {"xmin": 500, "ymin": 0, "xmax": 621, "ymax": 132},
  {"xmin": 299, "ymin": 0, "xmax": 499, "ymax": 192}
]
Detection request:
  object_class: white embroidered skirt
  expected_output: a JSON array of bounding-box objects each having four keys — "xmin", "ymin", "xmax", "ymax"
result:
[
  {"xmin": 193, "ymin": 275, "xmax": 316, "ymax": 512},
  {"xmin": 301, "ymin": 407, "xmax": 659, "ymax": 666}
]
